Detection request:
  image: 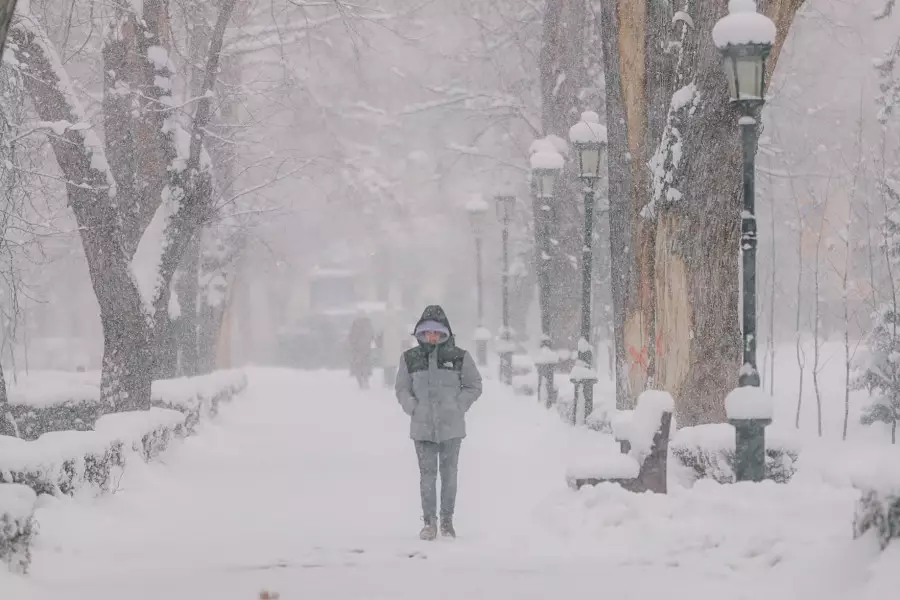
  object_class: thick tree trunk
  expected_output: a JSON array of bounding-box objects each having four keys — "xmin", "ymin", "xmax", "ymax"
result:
[
  {"xmin": 12, "ymin": 20, "xmax": 153, "ymax": 411},
  {"xmin": 100, "ymin": 311, "xmax": 153, "ymax": 411},
  {"xmin": 597, "ymin": 0, "xmax": 675, "ymax": 408},
  {"xmin": 650, "ymin": 0, "xmax": 803, "ymax": 426}
]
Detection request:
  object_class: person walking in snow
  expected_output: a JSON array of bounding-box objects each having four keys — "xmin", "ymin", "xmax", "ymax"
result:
[
  {"xmin": 347, "ymin": 312, "xmax": 375, "ymax": 389},
  {"xmin": 395, "ymin": 305, "xmax": 482, "ymax": 540}
]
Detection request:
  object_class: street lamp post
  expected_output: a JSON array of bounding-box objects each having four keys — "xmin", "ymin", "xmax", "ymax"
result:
[
  {"xmin": 466, "ymin": 195, "xmax": 490, "ymax": 367},
  {"xmin": 713, "ymin": 0, "xmax": 776, "ymax": 482},
  {"xmin": 568, "ymin": 111, "xmax": 608, "ymax": 425},
  {"xmin": 496, "ymin": 194, "xmax": 516, "ymax": 385},
  {"xmin": 530, "ymin": 140, "xmax": 564, "ymax": 408}
]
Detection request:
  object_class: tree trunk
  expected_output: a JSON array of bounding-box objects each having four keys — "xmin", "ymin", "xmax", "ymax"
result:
[
  {"xmin": 12, "ymin": 0, "xmax": 237, "ymax": 408},
  {"xmin": 539, "ymin": 0, "xmax": 592, "ymax": 352},
  {"xmin": 175, "ymin": 236, "xmax": 201, "ymax": 376},
  {"xmin": 197, "ymin": 230, "xmax": 241, "ymax": 373},
  {"xmin": 0, "ymin": 360, "xmax": 14, "ymax": 437},
  {"xmin": 596, "ymin": 0, "xmax": 675, "ymax": 408},
  {"xmin": 12, "ymin": 20, "xmax": 153, "ymax": 411},
  {"xmin": 100, "ymin": 312, "xmax": 153, "ymax": 411},
  {"xmin": 648, "ymin": 0, "xmax": 803, "ymax": 427},
  {"xmin": 0, "ymin": 0, "xmax": 17, "ymax": 58}
]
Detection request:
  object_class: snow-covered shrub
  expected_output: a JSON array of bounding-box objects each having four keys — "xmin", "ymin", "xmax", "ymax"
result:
[
  {"xmin": 94, "ymin": 408, "xmax": 186, "ymax": 462},
  {"xmin": 0, "ymin": 371, "xmax": 246, "ymax": 498},
  {"xmin": 1, "ymin": 429, "xmax": 127, "ymax": 495},
  {"xmin": 852, "ymin": 304, "xmax": 900, "ymax": 443},
  {"xmin": 5, "ymin": 370, "xmax": 104, "ymax": 440},
  {"xmin": 8, "ymin": 402, "xmax": 105, "ymax": 441},
  {"xmin": 0, "ymin": 484, "xmax": 36, "ymax": 573},
  {"xmin": 152, "ymin": 369, "xmax": 247, "ymax": 432},
  {"xmin": 585, "ymin": 406, "xmax": 613, "ymax": 433},
  {"xmin": 556, "ymin": 390, "xmax": 575, "ymax": 424},
  {"xmin": 854, "ymin": 489, "xmax": 900, "ymax": 550},
  {"xmin": 6, "ymin": 369, "xmax": 247, "ymax": 439},
  {"xmin": 670, "ymin": 423, "xmax": 800, "ymax": 484}
]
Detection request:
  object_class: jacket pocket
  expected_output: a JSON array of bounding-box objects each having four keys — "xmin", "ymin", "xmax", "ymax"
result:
[{"xmin": 435, "ymin": 369, "xmax": 462, "ymax": 389}]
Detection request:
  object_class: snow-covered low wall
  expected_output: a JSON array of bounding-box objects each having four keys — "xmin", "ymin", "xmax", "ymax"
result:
[
  {"xmin": 0, "ymin": 484, "xmax": 36, "ymax": 573},
  {"xmin": 670, "ymin": 423, "xmax": 801, "ymax": 484}
]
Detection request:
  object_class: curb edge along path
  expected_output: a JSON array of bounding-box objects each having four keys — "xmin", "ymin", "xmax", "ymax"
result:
[{"xmin": 4, "ymin": 368, "xmax": 863, "ymax": 600}]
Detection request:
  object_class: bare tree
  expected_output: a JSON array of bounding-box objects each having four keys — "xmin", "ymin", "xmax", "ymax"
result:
[{"xmin": 10, "ymin": 0, "xmax": 237, "ymax": 410}]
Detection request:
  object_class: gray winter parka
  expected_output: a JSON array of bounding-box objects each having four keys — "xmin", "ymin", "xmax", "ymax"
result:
[{"xmin": 395, "ymin": 306, "xmax": 482, "ymax": 442}]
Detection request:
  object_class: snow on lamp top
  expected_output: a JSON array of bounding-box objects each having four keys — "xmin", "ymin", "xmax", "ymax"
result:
[
  {"xmin": 712, "ymin": 0, "xmax": 776, "ymax": 49},
  {"xmin": 529, "ymin": 146, "xmax": 564, "ymax": 171},
  {"xmin": 725, "ymin": 386, "xmax": 774, "ymax": 420},
  {"xmin": 568, "ymin": 111, "xmax": 608, "ymax": 145},
  {"xmin": 465, "ymin": 194, "xmax": 490, "ymax": 214}
]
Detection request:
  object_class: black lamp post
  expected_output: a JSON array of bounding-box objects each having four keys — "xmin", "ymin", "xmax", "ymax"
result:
[
  {"xmin": 713, "ymin": 0, "xmax": 776, "ymax": 482},
  {"xmin": 496, "ymin": 194, "xmax": 516, "ymax": 385},
  {"xmin": 466, "ymin": 195, "xmax": 490, "ymax": 367},
  {"xmin": 530, "ymin": 140, "xmax": 564, "ymax": 408},
  {"xmin": 568, "ymin": 111, "xmax": 607, "ymax": 425}
]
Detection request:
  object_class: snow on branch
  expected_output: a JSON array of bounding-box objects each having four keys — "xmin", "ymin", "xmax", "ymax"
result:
[
  {"xmin": 874, "ymin": 0, "xmax": 896, "ymax": 20},
  {"xmin": 8, "ymin": 14, "xmax": 116, "ymax": 198},
  {"xmin": 225, "ymin": 9, "xmax": 395, "ymax": 56},
  {"xmin": 131, "ymin": 187, "xmax": 180, "ymax": 316},
  {"xmin": 139, "ymin": 0, "xmax": 239, "ymax": 321},
  {"xmin": 874, "ymin": 38, "xmax": 900, "ymax": 123},
  {"xmin": 644, "ymin": 5, "xmax": 697, "ymax": 219},
  {"xmin": 398, "ymin": 86, "xmax": 540, "ymax": 135}
]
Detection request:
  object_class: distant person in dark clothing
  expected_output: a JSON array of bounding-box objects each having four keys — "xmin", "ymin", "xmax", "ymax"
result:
[
  {"xmin": 347, "ymin": 313, "xmax": 374, "ymax": 389},
  {"xmin": 395, "ymin": 305, "xmax": 482, "ymax": 540}
]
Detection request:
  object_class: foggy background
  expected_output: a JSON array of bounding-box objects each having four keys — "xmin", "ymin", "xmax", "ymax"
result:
[{"xmin": 1, "ymin": 0, "xmax": 894, "ymax": 376}]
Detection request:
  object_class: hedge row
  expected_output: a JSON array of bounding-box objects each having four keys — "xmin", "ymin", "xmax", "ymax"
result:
[{"xmin": 0, "ymin": 370, "xmax": 248, "ymax": 572}]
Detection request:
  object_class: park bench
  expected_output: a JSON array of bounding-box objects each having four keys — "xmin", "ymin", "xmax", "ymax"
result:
[{"xmin": 566, "ymin": 390, "xmax": 674, "ymax": 494}]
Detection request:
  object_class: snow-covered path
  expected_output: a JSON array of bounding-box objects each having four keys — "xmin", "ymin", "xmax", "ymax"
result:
[{"xmin": 3, "ymin": 369, "xmax": 877, "ymax": 599}]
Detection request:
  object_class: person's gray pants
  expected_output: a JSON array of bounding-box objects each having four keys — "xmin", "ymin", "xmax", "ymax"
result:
[{"xmin": 414, "ymin": 438, "xmax": 462, "ymax": 522}]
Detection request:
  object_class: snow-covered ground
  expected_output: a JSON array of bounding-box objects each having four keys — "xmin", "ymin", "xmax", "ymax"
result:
[{"xmin": 0, "ymin": 362, "xmax": 896, "ymax": 599}]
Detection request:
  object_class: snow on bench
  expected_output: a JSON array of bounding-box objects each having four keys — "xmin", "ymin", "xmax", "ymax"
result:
[
  {"xmin": 0, "ymin": 483, "xmax": 36, "ymax": 572},
  {"xmin": 565, "ymin": 428, "xmax": 640, "ymax": 482},
  {"xmin": 567, "ymin": 390, "xmax": 674, "ymax": 493}
]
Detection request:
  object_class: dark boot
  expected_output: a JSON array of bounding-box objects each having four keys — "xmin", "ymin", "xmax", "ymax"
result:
[
  {"xmin": 440, "ymin": 517, "xmax": 456, "ymax": 538},
  {"xmin": 419, "ymin": 518, "xmax": 438, "ymax": 541}
]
